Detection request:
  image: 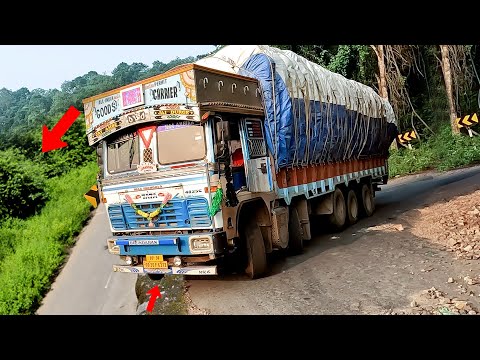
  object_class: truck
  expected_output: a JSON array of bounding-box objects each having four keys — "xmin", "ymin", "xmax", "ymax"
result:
[{"xmin": 82, "ymin": 45, "xmax": 398, "ymax": 279}]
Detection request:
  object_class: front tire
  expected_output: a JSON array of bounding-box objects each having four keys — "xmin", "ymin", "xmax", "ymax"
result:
[{"xmin": 242, "ymin": 218, "xmax": 267, "ymax": 279}]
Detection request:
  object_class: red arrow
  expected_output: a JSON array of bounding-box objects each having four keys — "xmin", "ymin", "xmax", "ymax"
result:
[
  {"xmin": 146, "ymin": 285, "xmax": 162, "ymax": 312},
  {"xmin": 42, "ymin": 106, "xmax": 81, "ymax": 153}
]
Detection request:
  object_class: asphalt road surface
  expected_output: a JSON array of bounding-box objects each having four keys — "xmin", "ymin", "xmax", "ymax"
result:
[
  {"xmin": 36, "ymin": 165, "xmax": 480, "ymax": 315},
  {"xmin": 186, "ymin": 165, "xmax": 480, "ymax": 314},
  {"xmin": 37, "ymin": 204, "xmax": 137, "ymax": 315}
]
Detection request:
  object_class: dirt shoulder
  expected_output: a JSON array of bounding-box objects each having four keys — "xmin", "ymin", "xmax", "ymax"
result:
[{"xmin": 391, "ymin": 189, "xmax": 480, "ymax": 314}]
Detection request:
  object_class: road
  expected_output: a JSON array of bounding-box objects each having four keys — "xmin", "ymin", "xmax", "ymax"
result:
[
  {"xmin": 186, "ymin": 165, "xmax": 480, "ymax": 314},
  {"xmin": 37, "ymin": 204, "xmax": 137, "ymax": 315},
  {"xmin": 37, "ymin": 165, "xmax": 480, "ymax": 315}
]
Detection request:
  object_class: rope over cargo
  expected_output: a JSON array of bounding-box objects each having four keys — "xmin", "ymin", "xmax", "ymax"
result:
[{"xmin": 196, "ymin": 45, "xmax": 399, "ymax": 172}]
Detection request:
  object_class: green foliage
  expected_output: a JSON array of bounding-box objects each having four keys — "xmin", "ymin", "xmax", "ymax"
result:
[
  {"xmin": 0, "ymin": 163, "xmax": 97, "ymax": 315},
  {"xmin": 273, "ymin": 45, "xmax": 377, "ymax": 88},
  {"xmin": 0, "ymin": 220, "xmax": 20, "ymax": 263},
  {"xmin": 0, "ymin": 51, "xmax": 212, "ymax": 315},
  {"xmin": 431, "ymin": 125, "xmax": 480, "ymax": 170},
  {"xmin": 327, "ymin": 45, "xmax": 353, "ymax": 76},
  {"xmin": 389, "ymin": 124, "xmax": 480, "ymax": 177},
  {"xmin": 388, "ymin": 147, "xmax": 435, "ymax": 177},
  {"xmin": 0, "ymin": 149, "xmax": 48, "ymax": 220},
  {"xmin": 37, "ymin": 114, "xmax": 96, "ymax": 177}
]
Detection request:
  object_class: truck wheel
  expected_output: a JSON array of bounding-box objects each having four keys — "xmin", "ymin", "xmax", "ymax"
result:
[
  {"xmin": 242, "ymin": 219, "xmax": 267, "ymax": 279},
  {"xmin": 288, "ymin": 207, "xmax": 304, "ymax": 255},
  {"xmin": 359, "ymin": 183, "xmax": 375, "ymax": 217},
  {"xmin": 346, "ymin": 189, "xmax": 359, "ymax": 225},
  {"xmin": 328, "ymin": 188, "xmax": 346, "ymax": 231}
]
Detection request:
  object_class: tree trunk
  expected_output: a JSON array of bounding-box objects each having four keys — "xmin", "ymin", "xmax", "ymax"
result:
[
  {"xmin": 373, "ymin": 45, "xmax": 397, "ymax": 149},
  {"xmin": 440, "ymin": 45, "xmax": 459, "ymax": 134},
  {"xmin": 377, "ymin": 45, "xmax": 389, "ymax": 99}
]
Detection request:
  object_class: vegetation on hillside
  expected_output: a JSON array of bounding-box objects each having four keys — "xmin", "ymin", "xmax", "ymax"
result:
[
  {"xmin": 0, "ymin": 51, "xmax": 213, "ymax": 314},
  {"xmin": 1, "ymin": 45, "xmax": 480, "ymax": 314}
]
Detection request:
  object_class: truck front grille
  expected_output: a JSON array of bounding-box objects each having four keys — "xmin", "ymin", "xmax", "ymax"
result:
[
  {"xmin": 108, "ymin": 197, "xmax": 211, "ymax": 230},
  {"xmin": 108, "ymin": 205, "xmax": 127, "ymax": 230}
]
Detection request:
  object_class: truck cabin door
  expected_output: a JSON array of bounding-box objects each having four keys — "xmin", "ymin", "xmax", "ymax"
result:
[{"xmin": 239, "ymin": 118, "xmax": 273, "ymax": 192}]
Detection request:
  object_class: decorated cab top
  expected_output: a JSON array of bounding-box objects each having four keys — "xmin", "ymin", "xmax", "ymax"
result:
[
  {"xmin": 82, "ymin": 63, "xmax": 263, "ymax": 146},
  {"xmin": 82, "ymin": 64, "xmax": 199, "ymax": 146}
]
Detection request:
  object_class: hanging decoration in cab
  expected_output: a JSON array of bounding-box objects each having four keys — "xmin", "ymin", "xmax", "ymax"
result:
[
  {"xmin": 208, "ymin": 181, "xmax": 223, "ymax": 217},
  {"xmin": 124, "ymin": 193, "xmax": 173, "ymax": 225}
]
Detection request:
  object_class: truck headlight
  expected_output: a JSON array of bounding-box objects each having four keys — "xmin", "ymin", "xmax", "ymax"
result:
[
  {"xmin": 189, "ymin": 236, "xmax": 213, "ymax": 254},
  {"xmin": 107, "ymin": 239, "xmax": 120, "ymax": 255},
  {"xmin": 120, "ymin": 256, "xmax": 132, "ymax": 265},
  {"xmin": 173, "ymin": 256, "xmax": 182, "ymax": 266}
]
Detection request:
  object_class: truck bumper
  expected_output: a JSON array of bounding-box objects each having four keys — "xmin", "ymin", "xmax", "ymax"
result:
[
  {"xmin": 113, "ymin": 264, "xmax": 217, "ymax": 276},
  {"xmin": 107, "ymin": 232, "xmax": 227, "ymax": 256}
]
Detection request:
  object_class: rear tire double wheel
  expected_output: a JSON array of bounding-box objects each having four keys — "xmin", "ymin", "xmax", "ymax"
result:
[
  {"xmin": 329, "ymin": 186, "xmax": 360, "ymax": 230},
  {"xmin": 359, "ymin": 182, "xmax": 375, "ymax": 217},
  {"xmin": 288, "ymin": 207, "xmax": 304, "ymax": 255},
  {"xmin": 346, "ymin": 188, "xmax": 359, "ymax": 225},
  {"xmin": 328, "ymin": 188, "xmax": 346, "ymax": 231}
]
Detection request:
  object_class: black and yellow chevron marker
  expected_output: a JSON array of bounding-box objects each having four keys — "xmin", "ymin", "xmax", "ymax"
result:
[
  {"xmin": 397, "ymin": 130, "xmax": 417, "ymax": 144},
  {"xmin": 456, "ymin": 113, "xmax": 479, "ymax": 128},
  {"xmin": 84, "ymin": 185, "xmax": 100, "ymax": 208}
]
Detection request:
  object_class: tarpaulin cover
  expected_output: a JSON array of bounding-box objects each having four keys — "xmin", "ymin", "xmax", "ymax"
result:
[{"xmin": 196, "ymin": 45, "xmax": 398, "ymax": 171}]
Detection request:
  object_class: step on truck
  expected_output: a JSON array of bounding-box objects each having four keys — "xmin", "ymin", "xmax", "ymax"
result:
[{"xmin": 83, "ymin": 45, "xmax": 398, "ymax": 279}]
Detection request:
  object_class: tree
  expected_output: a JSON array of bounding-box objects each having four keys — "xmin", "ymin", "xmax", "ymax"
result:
[
  {"xmin": 111, "ymin": 62, "xmax": 149, "ymax": 87},
  {"xmin": 371, "ymin": 45, "xmax": 399, "ymax": 149},
  {"xmin": 0, "ymin": 149, "xmax": 48, "ymax": 219},
  {"xmin": 439, "ymin": 45, "xmax": 459, "ymax": 134},
  {"xmin": 371, "ymin": 45, "xmax": 388, "ymax": 99}
]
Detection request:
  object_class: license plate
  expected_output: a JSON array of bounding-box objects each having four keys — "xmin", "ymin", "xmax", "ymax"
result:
[
  {"xmin": 143, "ymin": 261, "xmax": 168, "ymax": 269},
  {"xmin": 144, "ymin": 255, "xmax": 168, "ymax": 269}
]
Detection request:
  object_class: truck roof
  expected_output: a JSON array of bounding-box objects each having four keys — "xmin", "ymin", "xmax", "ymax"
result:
[
  {"xmin": 82, "ymin": 62, "xmax": 264, "ymax": 146},
  {"xmin": 82, "ymin": 63, "xmax": 258, "ymax": 104}
]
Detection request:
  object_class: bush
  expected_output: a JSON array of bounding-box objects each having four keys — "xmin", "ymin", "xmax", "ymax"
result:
[
  {"xmin": 0, "ymin": 162, "xmax": 97, "ymax": 314},
  {"xmin": 389, "ymin": 124, "xmax": 480, "ymax": 177},
  {"xmin": 0, "ymin": 224, "xmax": 18, "ymax": 263},
  {"xmin": 36, "ymin": 113, "xmax": 96, "ymax": 178},
  {"xmin": 0, "ymin": 149, "xmax": 49, "ymax": 220}
]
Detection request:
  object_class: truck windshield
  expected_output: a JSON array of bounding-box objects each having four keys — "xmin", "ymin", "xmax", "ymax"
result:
[
  {"xmin": 107, "ymin": 132, "xmax": 140, "ymax": 174},
  {"xmin": 156, "ymin": 122, "xmax": 206, "ymax": 165}
]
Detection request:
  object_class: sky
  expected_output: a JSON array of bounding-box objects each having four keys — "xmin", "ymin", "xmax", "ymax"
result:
[{"xmin": 0, "ymin": 45, "xmax": 217, "ymax": 91}]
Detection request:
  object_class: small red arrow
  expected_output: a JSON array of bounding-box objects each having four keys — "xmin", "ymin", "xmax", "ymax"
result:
[
  {"xmin": 146, "ymin": 285, "xmax": 163, "ymax": 312},
  {"xmin": 42, "ymin": 106, "xmax": 81, "ymax": 153}
]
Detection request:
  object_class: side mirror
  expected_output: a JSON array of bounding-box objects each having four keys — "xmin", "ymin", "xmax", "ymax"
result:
[
  {"xmin": 96, "ymin": 143, "xmax": 103, "ymax": 158},
  {"xmin": 96, "ymin": 143, "xmax": 105, "ymax": 178},
  {"xmin": 216, "ymin": 120, "xmax": 231, "ymax": 142}
]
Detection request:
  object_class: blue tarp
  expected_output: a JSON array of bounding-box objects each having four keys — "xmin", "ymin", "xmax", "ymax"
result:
[{"xmin": 239, "ymin": 53, "xmax": 398, "ymax": 171}]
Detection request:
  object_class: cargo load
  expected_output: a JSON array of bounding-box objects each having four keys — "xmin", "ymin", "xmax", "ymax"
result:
[{"xmin": 196, "ymin": 45, "xmax": 398, "ymax": 171}]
